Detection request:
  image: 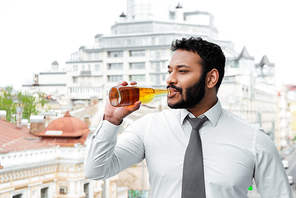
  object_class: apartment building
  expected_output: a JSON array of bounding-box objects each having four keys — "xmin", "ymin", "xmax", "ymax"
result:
[{"xmin": 65, "ymin": 0, "xmax": 237, "ymax": 105}]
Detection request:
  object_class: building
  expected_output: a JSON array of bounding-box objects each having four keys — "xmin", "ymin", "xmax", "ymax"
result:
[
  {"xmin": 218, "ymin": 47, "xmax": 277, "ymax": 142},
  {"xmin": 22, "ymin": 61, "xmax": 69, "ymax": 108},
  {"xmin": 277, "ymin": 85, "xmax": 296, "ymax": 149},
  {"xmin": 65, "ymin": 0, "xmax": 238, "ymax": 107},
  {"xmin": 0, "ymin": 111, "xmax": 125, "ymax": 198}
]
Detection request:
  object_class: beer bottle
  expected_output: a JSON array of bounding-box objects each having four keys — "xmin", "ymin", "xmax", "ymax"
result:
[{"xmin": 109, "ymin": 86, "xmax": 168, "ymax": 107}]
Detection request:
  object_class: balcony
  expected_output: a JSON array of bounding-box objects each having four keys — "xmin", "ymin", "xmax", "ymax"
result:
[{"xmin": 80, "ymin": 71, "xmax": 91, "ymax": 76}]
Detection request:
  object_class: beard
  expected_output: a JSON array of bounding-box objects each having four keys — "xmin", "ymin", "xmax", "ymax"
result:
[{"xmin": 167, "ymin": 72, "xmax": 206, "ymax": 109}]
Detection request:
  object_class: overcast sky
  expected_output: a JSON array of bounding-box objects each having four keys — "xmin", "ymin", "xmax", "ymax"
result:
[{"xmin": 1, "ymin": 0, "xmax": 295, "ymax": 90}]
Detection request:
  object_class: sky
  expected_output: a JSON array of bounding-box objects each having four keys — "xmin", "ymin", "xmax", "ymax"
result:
[{"xmin": 0, "ymin": 0, "xmax": 295, "ymax": 91}]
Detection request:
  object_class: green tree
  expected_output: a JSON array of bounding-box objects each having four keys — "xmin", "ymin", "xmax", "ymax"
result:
[
  {"xmin": 0, "ymin": 86, "xmax": 17, "ymax": 122},
  {"xmin": 17, "ymin": 92, "xmax": 38, "ymax": 120},
  {"xmin": 0, "ymin": 86, "xmax": 48, "ymax": 122}
]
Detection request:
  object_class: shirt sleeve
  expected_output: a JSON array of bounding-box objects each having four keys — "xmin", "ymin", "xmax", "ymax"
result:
[
  {"xmin": 83, "ymin": 119, "xmax": 145, "ymax": 180},
  {"xmin": 254, "ymin": 129, "xmax": 293, "ymax": 197}
]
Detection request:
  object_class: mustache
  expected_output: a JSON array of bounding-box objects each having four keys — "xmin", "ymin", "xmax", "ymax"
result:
[{"xmin": 166, "ymin": 84, "xmax": 183, "ymax": 93}]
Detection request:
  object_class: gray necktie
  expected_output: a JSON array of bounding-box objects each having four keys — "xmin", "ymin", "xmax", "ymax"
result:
[{"xmin": 182, "ymin": 116, "xmax": 208, "ymax": 198}]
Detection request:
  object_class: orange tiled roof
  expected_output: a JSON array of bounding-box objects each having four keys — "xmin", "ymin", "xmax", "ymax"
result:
[
  {"xmin": 0, "ymin": 111, "xmax": 90, "ymax": 153},
  {"xmin": 0, "ymin": 120, "xmax": 57, "ymax": 153}
]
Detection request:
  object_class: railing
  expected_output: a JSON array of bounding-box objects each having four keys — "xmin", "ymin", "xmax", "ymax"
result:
[{"xmin": 80, "ymin": 71, "xmax": 91, "ymax": 75}]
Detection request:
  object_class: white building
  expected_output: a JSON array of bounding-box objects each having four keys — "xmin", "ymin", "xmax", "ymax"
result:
[
  {"xmin": 65, "ymin": 0, "xmax": 237, "ymax": 105},
  {"xmin": 21, "ymin": 0, "xmax": 278, "ymax": 146},
  {"xmin": 22, "ymin": 61, "xmax": 68, "ymax": 106},
  {"xmin": 218, "ymin": 47, "xmax": 277, "ymax": 142}
]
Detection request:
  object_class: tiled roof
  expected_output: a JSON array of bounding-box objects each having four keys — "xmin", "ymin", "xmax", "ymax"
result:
[
  {"xmin": 34, "ymin": 111, "xmax": 90, "ymax": 147},
  {"xmin": 0, "ymin": 120, "xmax": 57, "ymax": 153},
  {"xmin": 0, "ymin": 111, "xmax": 90, "ymax": 153}
]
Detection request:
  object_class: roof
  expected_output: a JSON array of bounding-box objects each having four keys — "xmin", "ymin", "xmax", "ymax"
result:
[
  {"xmin": 39, "ymin": 111, "xmax": 88, "ymax": 138},
  {"xmin": 35, "ymin": 111, "xmax": 90, "ymax": 147},
  {"xmin": 52, "ymin": 61, "xmax": 59, "ymax": 65},
  {"xmin": 70, "ymin": 103, "xmax": 101, "ymax": 127},
  {"xmin": 255, "ymin": 55, "xmax": 275, "ymax": 67},
  {"xmin": 176, "ymin": 2, "xmax": 183, "ymax": 9},
  {"xmin": 0, "ymin": 111, "xmax": 90, "ymax": 153},
  {"xmin": 235, "ymin": 46, "xmax": 254, "ymax": 61},
  {"xmin": 0, "ymin": 120, "xmax": 57, "ymax": 154},
  {"xmin": 120, "ymin": 12, "xmax": 126, "ymax": 17}
]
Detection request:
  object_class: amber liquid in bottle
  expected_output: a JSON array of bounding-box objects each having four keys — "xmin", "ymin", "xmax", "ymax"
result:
[{"xmin": 109, "ymin": 86, "xmax": 168, "ymax": 107}]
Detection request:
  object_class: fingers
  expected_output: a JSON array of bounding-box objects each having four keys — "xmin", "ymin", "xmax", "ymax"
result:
[
  {"xmin": 125, "ymin": 101, "xmax": 142, "ymax": 113},
  {"xmin": 117, "ymin": 81, "xmax": 137, "ymax": 86},
  {"xmin": 130, "ymin": 81, "xmax": 137, "ymax": 85}
]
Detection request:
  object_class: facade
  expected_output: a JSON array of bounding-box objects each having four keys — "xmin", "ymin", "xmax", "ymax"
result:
[
  {"xmin": 65, "ymin": 0, "xmax": 237, "ymax": 106},
  {"xmin": 218, "ymin": 47, "xmax": 277, "ymax": 142},
  {"xmin": 277, "ymin": 85, "xmax": 296, "ymax": 148},
  {"xmin": 16, "ymin": 1, "xmax": 281, "ymax": 196},
  {"xmin": 22, "ymin": 61, "xmax": 68, "ymax": 108},
  {"xmin": 0, "ymin": 112, "xmax": 126, "ymax": 198}
]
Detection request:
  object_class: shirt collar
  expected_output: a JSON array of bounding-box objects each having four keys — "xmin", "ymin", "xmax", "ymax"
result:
[{"xmin": 180, "ymin": 98, "xmax": 222, "ymax": 127}]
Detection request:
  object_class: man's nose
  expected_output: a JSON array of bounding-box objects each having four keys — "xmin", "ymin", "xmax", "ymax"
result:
[{"xmin": 166, "ymin": 72, "xmax": 177, "ymax": 85}]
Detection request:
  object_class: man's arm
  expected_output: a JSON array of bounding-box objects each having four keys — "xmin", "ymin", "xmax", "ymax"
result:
[
  {"xmin": 84, "ymin": 119, "xmax": 144, "ymax": 180},
  {"xmin": 84, "ymin": 81, "xmax": 143, "ymax": 180},
  {"xmin": 254, "ymin": 129, "xmax": 293, "ymax": 197}
]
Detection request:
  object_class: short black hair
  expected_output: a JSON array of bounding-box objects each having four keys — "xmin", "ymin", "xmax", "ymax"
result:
[{"xmin": 171, "ymin": 37, "xmax": 225, "ymax": 91}]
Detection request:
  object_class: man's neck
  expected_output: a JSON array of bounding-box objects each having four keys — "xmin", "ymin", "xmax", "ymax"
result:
[{"xmin": 186, "ymin": 95, "xmax": 218, "ymax": 118}]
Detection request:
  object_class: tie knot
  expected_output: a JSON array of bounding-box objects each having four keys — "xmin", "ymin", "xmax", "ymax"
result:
[{"xmin": 188, "ymin": 116, "xmax": 207, "ymax": 130}]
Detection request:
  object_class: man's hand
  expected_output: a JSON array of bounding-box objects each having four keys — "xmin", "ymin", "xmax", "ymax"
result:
[{"xmin": 104, "ymin": 81, "xmax": 141, "ymax": 125}]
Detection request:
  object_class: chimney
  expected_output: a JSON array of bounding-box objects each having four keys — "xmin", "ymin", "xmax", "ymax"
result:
[
  {"xmin": 30, "ymin": 115, "xmax": 46, "ymax": 135},
  {"xmin": 84, "ymin": 115, "xmax": 91, "ymax": 127},
  {"xmin": 119, "ymin": 12, "xmax": 127, "ymax": 22},
  {"xmin": 90, "ymin": 96, "xmax": 99, "ymax": 106},
  {"xmin": 175, "ymin": 2, "xmax": 184, "ymax": 22},
  {"xmin": 16, "ymin": 104, "xmax": 23, "ymax": 128},
  {"xmin": 0, "ymin": 110, "xmax": 6, "ymax": 121}
]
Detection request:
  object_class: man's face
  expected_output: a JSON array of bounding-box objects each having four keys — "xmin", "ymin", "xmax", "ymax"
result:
[{"xmin": 166, "ymin": 49, "xmax": 206, "ymax": 109}]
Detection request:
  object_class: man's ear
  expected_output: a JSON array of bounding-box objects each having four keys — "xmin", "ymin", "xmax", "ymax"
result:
[{"xmin": 206, "ymin": 69, "xmax": 219, "ymax": 89}]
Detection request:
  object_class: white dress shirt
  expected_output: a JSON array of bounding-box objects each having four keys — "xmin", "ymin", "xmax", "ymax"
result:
[{"xmin": 84, "ymin": 100, "xmax": 293, "ymax": 198}]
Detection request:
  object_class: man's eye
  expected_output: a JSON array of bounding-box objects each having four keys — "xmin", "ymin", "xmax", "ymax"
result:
[
  {"xmin": 179, "ymin": 70, "xmax": 187, "ymax": 73},
  {"xmin": 168, "ymin": 71, "xmax": 172, "ymax": 74}
]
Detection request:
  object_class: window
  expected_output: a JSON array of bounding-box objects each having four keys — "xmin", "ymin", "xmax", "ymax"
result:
[
  {"xmin": 95, "ymin": 65, "xmax": 100, "ymax": 71},
  {"xmin": 94, "ymin": 52, "xmax": 100, "ymax": 59},
  {"xmin": 60, "ymin": 186, "xmax": 67, "ymax": 194},
  {"xmin": 41, "ymin": 188, "xmax": 48, "ymax": 198},
  {"xmin": 151, "ymin": 61, "xmax": 160, "ymax": 71},
  {"xmin": 108, "ymin": 75, "xmax": 123, "ymax": 82},
  {"xmin": 88, "ymin": 65, "xmax": 91, "ymax": 71},
  {"xmin": 130, "ymin": 50, "xmax": 145, "ymax": 57},
  {"xmin": 130, "ymin": 75, "xmax": 145, "ymax": 82},
  {"xmin": 108, "ymin": 51, "xmax": 123, "ymax": 58},
  {"xmin": 108, "ymin": 63, "xmax": 123, "ymax": 70},
  {"xmin": 73, "ymin": 65, "xmax": 78, "ymax": 71},
  {"xmin": 150, "ymin": 74, "xmax": 155, "ymax": 81},
  {"xmin": 162, "ymin": 61, "xmax": 167, "ymax": 69},
  {"xmin": 88, "ymin": 53, "xmax": 92, "ymax": 60},
  {"xmin": 151, "ymin": 37, "xmax": 155, "ymax": 45},
  {"xmin": 150, "ymin": 50, "xmax": 155, "ymax": 57},
  {"xmin": 162, "ymin": 49, "xmax": 167, "ymax": 57},
  {"xmin": 13, "ymin": 195, "xmax": 22, "ymax": 198},
  {"xmin": 84, "ymin": 183, "xmax": 89, "ymax": 198},
  {"xmin": 73, "ymin": 77, "xmax": 78, "ymax": 83},
  {"xmin": 150, "ymin": 62, "xmax": 155, "ymax": 69},
  {"xmin": 82, "ymin": 65, "xmax": 85, "ymax": 71},
  {"xmin": 130, "ymin": 62, "xmax": 145, "ymax": 70}
]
